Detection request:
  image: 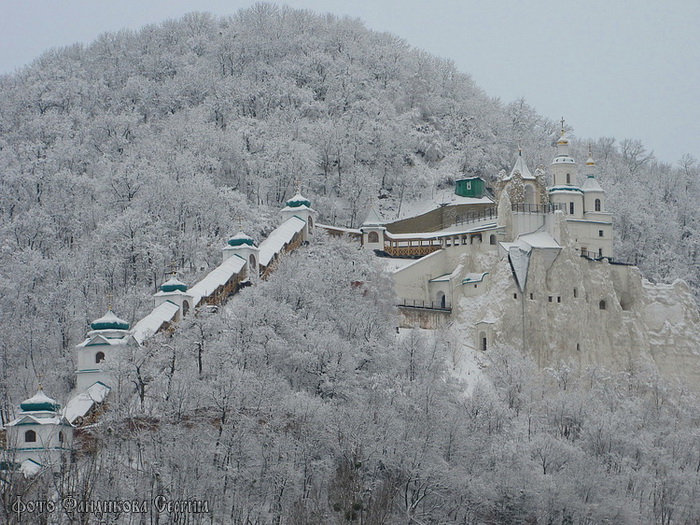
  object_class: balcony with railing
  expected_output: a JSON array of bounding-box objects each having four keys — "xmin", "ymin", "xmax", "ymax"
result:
[
  {"xmin": 454, "ymin": 207, "xmax": 497, "ymax": 226},
  {"xmin": 398, "ymin": 298, "xmax": 452, "ymax": 312},
  {"xmin": 511, "ymin": 203, "xmax": 567, "ymax": 214}
]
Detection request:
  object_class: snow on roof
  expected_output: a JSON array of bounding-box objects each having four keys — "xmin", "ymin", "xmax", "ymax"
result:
[
  {"xmin": 20, "ymin": 389, "xmax": 59, "ymax": 411},
  {"xmin": 63, "ymin": 382, "xmax": 110, "ymax": 424},
  {"xmin": 463, "ymin": 272, "xmax": 489, "ymax": 284},
  {"xmin": 187, "ymin": 255, "xmax": 247, "ymax": 307},
  {"xmin": 582, "ymin": 175, "xmax": 604, "ymax": 192},
  {"xmin": 429, "ymin": 273, "xmax": 451, "ymax": 282},
  {"xmin": 91, "ymin": 310, "xmax": 130, "ymax": 330},
  {"xmin": 393, "ymin": 194, "xmax": 493, "ymax": 222},
  {"xmin": 258, "ymin": 216, "xmax": 306, "ymax": 267},
  {"xmin": 393, "ymin": 248, "xmax": 444, "ymax": 274},
  {"xmin": 518, "ymin": 232, "xmax": 561, "ymax": 250},
  {"xmin": 20, "ymin": 459, "xmax": 43, "ymax": 477},
  {"xmin": 281, "ymin": 204, "xmax": 315, "ymax": 214},
  {"xmin": 6, "ymin": 413, "xmax": 69, "ymax": 427},
  {"xmin": 362, "ymin": 206, "xmax": 384, "ymax": 227},
  {"xmin": 77, "ymin": 333, "xmax": 130, "ymax": 348},
  {"xmin": 549, "ymin": 186, "xmax": 583, "ymax": 193},
  {"xmin": 316, "ymin": 223, "xmax": 363, "ymax": 235},
  {"xmin": 509, "ymin": 245, "xmax": 531, "ymax": 291},
  {"xmin": 505, "ymin": 151, "xmax": 535, "ymax": 180},
  {"xmin": 130, "ymin": 301, "xmax": 180, "ymax": 345},
  {"xmin": 385, "ymin": 221, "xmax": 497, "ymax": 240}
]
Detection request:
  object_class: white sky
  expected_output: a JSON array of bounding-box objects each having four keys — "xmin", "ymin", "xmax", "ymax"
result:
[{"xmin": 1, "ymin": 0, "xmax": 698, "ymax": 163}]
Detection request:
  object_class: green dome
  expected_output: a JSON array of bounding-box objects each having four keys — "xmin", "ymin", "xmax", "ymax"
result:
[
  {"xmin": 285, "ymin": 192, "xmax": 312, "ymax": 208},
  {"xmin": 227, "ymin": 232, "xmax": 255, "ymax": 247},
  {"xmin": 160, "ymin": 277, "xmax": 188, "ymax": 293},
  {"xmin": 91, "ymin": 310, "xmax": 130, "ymax": 331},
  {"xmin": 20, "ymin": 389, "xmax": 60, "ymax": 413}
]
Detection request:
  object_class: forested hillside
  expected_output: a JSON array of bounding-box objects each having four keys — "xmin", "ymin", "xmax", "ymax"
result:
[{"xmin": 1, "ymin": 4, "xmax": 700, "ymax": 522}]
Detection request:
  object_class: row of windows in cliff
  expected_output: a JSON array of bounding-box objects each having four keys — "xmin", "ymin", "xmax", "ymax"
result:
[{"xmin": 512, "ymin": 289, "xmax": 608, "ymax": 309}]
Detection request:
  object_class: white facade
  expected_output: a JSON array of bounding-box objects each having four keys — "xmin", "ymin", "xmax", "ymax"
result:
[
  {"xmin": 280, "ymin": 193, "xmax": 317, "ymax": 242},
  {"xmin": 4, "ymin": 389, "xmax": 73, "ymax": 472},
  {"xmin": 75, "ymin": 310, "xmax": 131, "ymax": 392},
  {"xmin": 222, "ymin": 232, "xmax": 260, "ymax": 277}
]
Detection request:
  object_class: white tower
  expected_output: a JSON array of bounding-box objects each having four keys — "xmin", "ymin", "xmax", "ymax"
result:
[
  {"xmin": 75, "ymin": 309, "xmax": 131, "ymax": 391},
  {"xmin": 222, "ymin": 232, "xmax": 260, "ymax": 278},
  {"xmin": 153, "ymin": 275, "xmax": 194, "ymax": 321},
  {"xmin": 548, "ymin": 123, "xmax": 584, "ymax": 219},
  {"xmin": 4, "ymin": 388, "xmax": 73, "ymax": 474},
  {"xmin": 280, "ymin": 192, "xmax": 317, "ymax": 241},
  {"xmin": 360, "ymin": 206, "xmax": 386, "ymax": 250}
]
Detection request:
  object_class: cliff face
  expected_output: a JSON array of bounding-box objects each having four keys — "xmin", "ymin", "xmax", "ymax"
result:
[{"xmin": 456, "ymin": 245, "xmax": 700, "ymax": 386}]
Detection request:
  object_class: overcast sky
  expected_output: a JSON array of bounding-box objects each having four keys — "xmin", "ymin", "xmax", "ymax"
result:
[{"xmin": 2, "ymin": 0, "xmax": 698, "ymax": 163}]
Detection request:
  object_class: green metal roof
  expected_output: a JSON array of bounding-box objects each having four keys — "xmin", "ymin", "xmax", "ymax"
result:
[
  {"xmin": 160, "ymin": 277, "xmax": 188, "ymax": 293},
  {"xmin": 90, "ymin": 310, "xmax": 130, "ymax": 331}
]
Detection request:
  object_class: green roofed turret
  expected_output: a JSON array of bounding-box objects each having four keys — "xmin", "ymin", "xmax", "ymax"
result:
[
  {"xmin": 160, "ymin": 276, "xmax": 188, "ymax": 293},
  {"xmin": 90, "ymin": 310, "xmax": 130, "ymax": 331},
  {"xmin": 227, "ymin": 232, "xmax": 255, "ymax": 247},
  {"xmin": 285, "ymin": 192, "xmax": 312, "ymax": 208},
  {"xmin": 19, "ymin": 389, "xmax": 60, "ymax": 413}
]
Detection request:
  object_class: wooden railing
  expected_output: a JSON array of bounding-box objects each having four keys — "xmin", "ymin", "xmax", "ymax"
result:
[{"xmin": 384, "ymin": 243, "xmax": 441, "ymax": 258}]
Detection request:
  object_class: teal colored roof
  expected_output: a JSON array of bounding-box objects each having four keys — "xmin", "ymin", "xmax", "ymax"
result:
[
  {"xmin": 549, "ymin": 186, "xmax": 584, "ymax": 193},
  {"xmin": 160, "ymin": 276, "xmax": 188, "ymax": 293},
  {"xmin": 227, "ymin": 232, "xmax": 255, "ymax": 247},
  {"xmin": 285, "ymin": 192, "xmax": 312, "ymax": 208},
  {"xmin": 90, "ymin": 310, "xmax": 130, "ymax": 331},
  {"xmin": 20, "ymin": 389, "xmax": 60, "ymax": 413}
]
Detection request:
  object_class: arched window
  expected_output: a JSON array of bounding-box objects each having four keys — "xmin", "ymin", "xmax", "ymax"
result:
[
  {"xmin": 599, "ymin": 300, "xmax": 606, "ymax": 310},
  {"xmin": 573, "ymin": 288, "xmax": 578, "ymax": 298},
  {"xmin": 249, "ymin": 254, "xmax": 257, "ymax": 269},
  {"xmin": 95, "ymin": 351, "xmax": 105, "ymax": 364},
  {"xmin": 25, "ymin": 430, "xmax": 36, "ymax": 443},
  {"xmin": 569, "ymin": 202, "xmax": 575, "ymax": 215},
  {"xmin": 524, "ymin": 184, "xmax": 535, "ymax": 205},
  {"xmin": 479, "ymin": 332, "xmax": 487, "ymax": 352},
  {"xmin": 595, "ymin": 198, "xmax": 601, "ymax": 212},
  {"xmin": 308, "ymin": 216, "xmax": 314, "ymax": 229},
  {"xmin": 489, "ymin": 234, "xmax": 497, "ymax": 246},
  {"xmin": 182, "ymin": 300, "xmax": 190, "ymax": 318},
  {"xmin": 58, "ymin": 431, "xmax": 64, "ymax": 443},
  {"xmin": 367, "ymin": 231, "xmax": 379, "ymax": 243},
  {"xmin": 566, "ymin": 173, "xmax": 571, "ymax": 184}
]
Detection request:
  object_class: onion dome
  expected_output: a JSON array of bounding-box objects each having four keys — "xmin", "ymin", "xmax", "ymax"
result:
[
  {"xmin": 557, "ymin": 131, "xmax": 570, "ymax": 145},
  {"xmin": 585, "ymin": 155, "xmax": 596, "ymax": 166},
  {"xmin": 160, "ymin": 276, "xmax": 188, "ymax": 293},
  {"xmin": 227, "ymin": 231, "xmax": 255, "ymax": 247},
  {"xmin": 90, "ymin": 310, "xmax": 130, "ymax": 331},
  {"xmin": 20, "ymin": 389, "xmax": 60, "ymax": 413},
  {"xmin": 285, "ymin": 192, "xmax": 312, "ymax": 208}
]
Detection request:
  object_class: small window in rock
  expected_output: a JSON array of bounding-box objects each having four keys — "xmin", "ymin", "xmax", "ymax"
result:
[
  {"xmin": 530, "ymin": 293, "xmax": 534, "ymax": 300},
  {"xmin": 557, "ymin": 296, "xmax": 561, "ymax": 303},
  {"xmin": 513, "ymin": 293, "xmax": 518, "ymax": 299},
  {"xmin": 573, "ymin": 288, "xmax": 578, "ymax": 298},
  {"xmin": 548, "ymin": 296, "xmax": 553, "ymax": 302},
  {"xmin": 599, "ymin": 300, "xmax": 606, "ymax": 310},
  {"xmin": 576, "ymin": 343, "xmax": 581, "ymax": 352}
]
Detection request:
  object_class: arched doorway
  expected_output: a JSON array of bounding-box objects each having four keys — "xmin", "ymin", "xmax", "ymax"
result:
[{"xmin": 436, "ymin": 291, "xmax": 446, "ymax": 309}]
